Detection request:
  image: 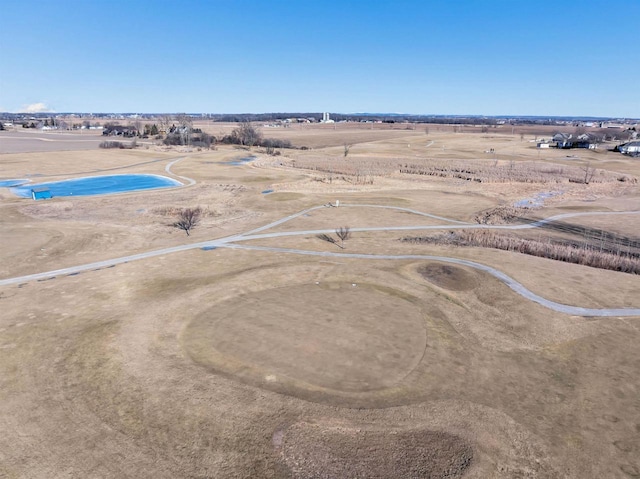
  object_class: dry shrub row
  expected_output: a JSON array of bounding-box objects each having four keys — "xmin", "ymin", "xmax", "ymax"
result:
[
  {"xmin": 399, "ymin": 160, "xmax": 634, "ymax": 184},
  {"xmin": 152, "ymin": 205, "xmax": 219, "ymax": 217},
  {"xmin": 99, "ymin": 140, "xmax": 136, "ymax": 149},
  {"xmin": 285, "ymin": 156, "xmax": 399, "ymax": 183},
  {"xmin": 285, "ymin": 156, "xmax": 636, "ymax": 185},
  {"xmin": 402, "ymin": 230, "xmax": 640, "ymax": 274}
]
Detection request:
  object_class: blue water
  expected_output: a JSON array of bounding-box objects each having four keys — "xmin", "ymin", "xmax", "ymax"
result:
[
  {"xmin": 223, "ymin": 156, "xmax": 256, "ymax": 166},
  {"xmin": 201, "ymin": 246, "xmax": 217, "ymax": 251},
  {"xmin": 10, "ymin": 174, "xmax": 182, "ymax": 198},
  {"xmin": 514, "ymin": 191, "xmax": 563, "ymax": 208},
  {"xmin": 261, "ymin": 189, "xmax": 274, "ymax": 194},
  {"xmin": 0, "ymin": 179, "xmax": 30, "ymax": 187}
]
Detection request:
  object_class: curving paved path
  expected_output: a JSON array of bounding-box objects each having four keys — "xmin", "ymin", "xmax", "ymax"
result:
[
  {"xmin": 1, "ymin": 204, "xmax": 639, "ymax": 317},
  {"xmin": 165, "ymin": 156, "xmax": 196, "ymax": 186},
  {"xmin": 223, "ymin": 243, "xmax": 640, "ymax": 317}
]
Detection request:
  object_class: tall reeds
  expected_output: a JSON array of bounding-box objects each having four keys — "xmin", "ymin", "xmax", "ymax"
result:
[{"xmin": 402, "ymin": 230, "xmax": 640, "ymax": 274}]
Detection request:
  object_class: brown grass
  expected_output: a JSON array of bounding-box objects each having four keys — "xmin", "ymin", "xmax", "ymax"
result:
[
  {"xmin": 151, "ymin": 205, "xmax": 219, "ymax": 218},
  {"xmin": 282, "ymin": 155, "xmax": 636, "ymax": 186},
  {"xmin": 3, "ymin": 125, "xmax": 640, "ymax": 478},
  {"xmin": 399, "ymin": 160, "xmax": 635, "ymax": 184}
]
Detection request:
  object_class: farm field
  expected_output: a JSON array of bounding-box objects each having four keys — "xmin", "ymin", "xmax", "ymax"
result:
[{"xmin": 1, "ymin": 122, "xmax": 640, "ymax": 478}]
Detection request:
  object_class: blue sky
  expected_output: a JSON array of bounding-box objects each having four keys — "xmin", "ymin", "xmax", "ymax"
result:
[{"xmin": 1, "ymin": 0, "xmax": 638, "ymax": 117}]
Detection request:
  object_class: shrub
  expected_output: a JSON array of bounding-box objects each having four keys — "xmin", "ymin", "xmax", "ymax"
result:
[
  {"xmin": 163, "ymin": 134, "xmax": 182, "ymax": 146},
  {"xmin": 99, "ymin": 141, "xmax": 125, "ymax": 149},
  {"xmin": 261, "ymin": 138, "xmax": 292, "ymax": 149}
]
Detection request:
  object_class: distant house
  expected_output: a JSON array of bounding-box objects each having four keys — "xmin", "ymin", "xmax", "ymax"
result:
[
  {"xmin": 553, "ymin": 132, "xmax": 572, "ymax": 148},
  {"xmin": 31, "ymin": 188, "xmax": 52, "ymax": 200},
  {"xmin": 619, "ymin": 141, "xmax": 640, "ymax": 155},
  {"xmin": 600, "ymin": 121, "xmax": 625, "ymax": 129},
  {"xmin": 102, "ymin": 125, "xmax": 137, "ymax": 137},
  {"xmin": 574, "ymin": 133, "xmax": 599, "ymax": 149},
  {"xmin": 553, "ymin": 132, "xmax": 598, "ymax": 149}
]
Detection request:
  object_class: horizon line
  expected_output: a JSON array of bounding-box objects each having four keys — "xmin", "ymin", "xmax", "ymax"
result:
[{"xmin": 2, "ymin": 111, "xmax": 638, "ymax": 121}]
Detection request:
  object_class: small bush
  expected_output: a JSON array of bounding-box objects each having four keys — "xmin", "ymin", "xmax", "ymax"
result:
[
  {"xmin": 261, "ymin": 138, "xmax": 292, "ymax": 149},
  {"xmin": 163, "ymin": 134, "xmax": 182, "ymax": 146},
  {"xmin": 99, "ymin": 141, "xmax": 125, "ymax": 149}
]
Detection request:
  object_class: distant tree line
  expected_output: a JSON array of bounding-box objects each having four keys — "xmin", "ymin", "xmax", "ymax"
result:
[
  {"xmin": 96, "ymin": 118, "xmax": 293, "ymax": 152},
  {"xmin": 159, "ymin": 120, "xmax": 290, "ymax": 152},
  {"xmin": 2, "ymin": 111, "xmax": 637, "ymax": 128},
  {"xmin": 217, "ymin": 122, "xmax": 292, "ymax": 153}
]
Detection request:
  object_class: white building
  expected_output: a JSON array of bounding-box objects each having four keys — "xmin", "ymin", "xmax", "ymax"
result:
[
  {"xmin": 321, "ymin": 112, "xmax": 334, "ymax": 124},
  {"xmin": 620, "ymin": 141, "xmax": 640, "ymax": 154}
]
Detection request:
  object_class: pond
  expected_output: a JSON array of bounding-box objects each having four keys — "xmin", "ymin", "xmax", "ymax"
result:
[
  {"xmin": 513, "ymin": 191, "xmax": 563, "ymax": 208},
  {"xmin": 222, "ymin": 156, "xmax": 256, "ymax": 166},
  {"xmin": 0, "ymin": 179, "xmax": 30, "ymax": 187},
  {"xmin": 10, "ymin": 174, "xmax": 183, "ymax": 199}
]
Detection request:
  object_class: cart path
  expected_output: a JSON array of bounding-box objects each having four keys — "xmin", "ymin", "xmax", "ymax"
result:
[
  {"xmin": 222, "ymin": 243, "xmax": 640, "ymax": 317},
  {"xmin": 1, "ymin": 204, "xmax": 639, "ymax": 317},
  {"xmin": 165, "ymin": 156, "xmax": 196, "ymax": 186}
]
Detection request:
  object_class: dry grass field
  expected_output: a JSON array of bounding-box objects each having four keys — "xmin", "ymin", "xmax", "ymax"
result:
[{"xmin": 1, "ymin": 123, "xmax": 639, "ymax": 478}]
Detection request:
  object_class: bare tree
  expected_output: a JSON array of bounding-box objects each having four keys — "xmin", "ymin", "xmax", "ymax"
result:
[
  {"xmin": 173, "ymin": 207, "xmax": 201, "ymax": 236},
  {"xmin": 158, "ymin": 115, "xmax": 173, "ymax": 134},
  {"xmin": 344, "ymin": 143, "xmax": 352, "ymax": 157},
  {"xmin": 232, "ymin": 121, "xmax": 262, "ymax": 147},
  {"xmin": 133, "ymin": 119, "xmax": 143, "ymax": 137},
  {"xmin": 326, "ymin": 166, "xmax": 334, "ymax": 184},
  {"xmin": 176, "ymin": 113, "xmax": 193, "ymax": 146},
  {"xmin": 316, "ymin": 226, "xmax": 351, "ymax": 249},
  {"xmin": 335, "ymin": 226, "xmax": 351, "ymax": 248},
  {"xmin": 316, "ymin": 233, "xmax": 341, "ymax": 248},
  {"xmin": 581, "ymin": 162, "xmax": 595, "ymax": 184}
]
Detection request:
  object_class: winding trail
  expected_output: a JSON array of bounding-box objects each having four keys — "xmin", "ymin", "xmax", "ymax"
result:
[
  {"xmin": 1, "ymin": 204, "xmax": 639, "ymax": 317},
  {"xmin": 223, "ymin": 244, "xmax": 639, "ymax": 317},
  {"xmin": 165, "ymin": 156, "xmax": 196, "ymax": 186}
]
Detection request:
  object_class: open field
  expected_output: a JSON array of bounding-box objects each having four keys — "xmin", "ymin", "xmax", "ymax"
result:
[
  {"xmin": 1, "ymin": 123, "xmax": 640, "ymax": 478},
  {"xmin": 0, "ymin": 130, "xmax": 107, "ymax": 153}
]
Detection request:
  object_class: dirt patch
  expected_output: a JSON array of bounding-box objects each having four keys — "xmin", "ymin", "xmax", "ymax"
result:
[
  {"xmin": 418, "ymin": 263, "xmax": 479, "ymax": 291},
  {"xmin": 474, "ymin": 205, "xmax": 530, "ymax": 224},
  {"xmin": 276, "ymin": 421, "xmax": 473, "ymax": 479}
]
